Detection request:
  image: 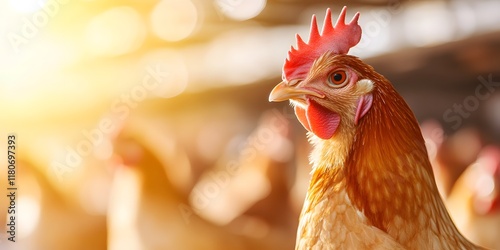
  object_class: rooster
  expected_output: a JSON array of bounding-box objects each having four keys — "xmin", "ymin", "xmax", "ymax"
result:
[{"xmin": 269, "ymin": 7, "xmax": 484, "ymax": 249}]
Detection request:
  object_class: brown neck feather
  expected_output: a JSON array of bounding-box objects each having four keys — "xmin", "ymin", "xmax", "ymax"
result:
[{"xmin": 344, "ymin": 70, "xmax": 435, "ymax": 231}]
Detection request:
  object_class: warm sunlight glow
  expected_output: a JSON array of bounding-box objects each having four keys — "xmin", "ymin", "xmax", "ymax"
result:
[
  {"xmin": 8, "ymin": 0, "xmax": 45, "ymax": 13},
  {"xmin": 139, "ymin": 49, "xmax": 188, "ymax": 98},
  {"xmin": 18, "ymin": 196, "xmax": 41, "ymax": 238},
  {"xmin": 85, "ymin": 6, "xmax": 146, "ymax": 56},
  {"xmin": 150, "ymin": 0, "xmax": 198, "ymax": 42},
  {"xmin": 203, "ymin": 27, "xmax": 280, "ymax": 87},
  {"xmin": 215, "ymin": 0, "xmax": 266, "ymax": 21}
]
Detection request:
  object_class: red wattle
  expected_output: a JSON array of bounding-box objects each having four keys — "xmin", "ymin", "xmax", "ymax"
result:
[
  {"xmin": 294, "ymin": 100, "xmax": 340, "ymax": 140},
  {"xmin": 308, "ymin": 100, "xmax": 340, "ymax": 139}
]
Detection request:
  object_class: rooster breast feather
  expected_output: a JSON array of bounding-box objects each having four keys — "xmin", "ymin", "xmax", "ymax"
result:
[{"xmin": 296, "ymin": 171, "xmax": 405, "ymax": 249}]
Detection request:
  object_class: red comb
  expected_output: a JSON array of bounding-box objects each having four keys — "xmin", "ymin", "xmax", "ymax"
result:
[{"xmin": 283, "ymin": 7, "xmax": 361, "ymax": 81}]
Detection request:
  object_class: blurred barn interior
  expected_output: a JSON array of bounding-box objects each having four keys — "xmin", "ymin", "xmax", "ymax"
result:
[{"xmin": 0, "ymin": 0, "xmax": 499, "ymax": 249}]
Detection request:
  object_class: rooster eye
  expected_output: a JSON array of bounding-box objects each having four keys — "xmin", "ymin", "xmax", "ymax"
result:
[{"xmin": 327, "ymin": 70, "xmax": 348, "ymax": 88}]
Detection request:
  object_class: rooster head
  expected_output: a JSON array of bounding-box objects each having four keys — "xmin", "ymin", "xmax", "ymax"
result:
[{"xmin": 269, "ymin": 7, "xmax": 374, "ymax": 140}]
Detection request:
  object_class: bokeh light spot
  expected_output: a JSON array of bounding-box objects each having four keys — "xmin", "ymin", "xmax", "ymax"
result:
[
  {"xmin": 85, "ymin": 6, "xmax": 146, "ymax": 57},
  {"xmin": 215, "ymin": 0, "xmax": 266, "ymax": 21},
  {"xmin": 475, "ymin": 172, "xmax": 495, "ymax": 198},
  {"xmin": 18, "ymin": 196, "xmax": 41, "ymax": 238},
  {"xmin": 8, "ymin": 0, "xmax": 45, "ymax": 13},
  {"xmin": 150, "ymin": 0, "xmax": 198, "ymax": 42}
]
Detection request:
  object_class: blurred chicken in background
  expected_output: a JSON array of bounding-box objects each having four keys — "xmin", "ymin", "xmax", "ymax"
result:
[
  {"xmin": 0, "ymin": 131, "xmax": 111, "ymax": 250},
  {"xmin": 446, "ymin": 145, "xmax": 500, "ymax": 249},
  {"xmin": 191, "ymin": 110, "xmax": 297, "ymax": 243},
  {"xmin": 6, "ymin": 160, "xmax": 107, "ymax": 250},
  {"xmin": 422, "ymin": 121, "xmax": 483, "ymax": 198},
  {"xmin": 108, "ymin": 115, "xmax": 295, "ymax": 249}
]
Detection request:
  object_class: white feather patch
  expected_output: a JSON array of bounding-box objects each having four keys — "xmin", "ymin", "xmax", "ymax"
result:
[{"xmin": 356, "ymin": 79, "xmax": 374, "ymax": 94}]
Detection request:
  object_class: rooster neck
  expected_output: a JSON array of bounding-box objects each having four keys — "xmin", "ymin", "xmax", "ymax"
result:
[
  {"xmin": 343, "ymin": 79, "xmax": 434, "ymax": 232},
  {"xmin": 305, "ymin": 77, "xmax": 476, "ymax": 249}
]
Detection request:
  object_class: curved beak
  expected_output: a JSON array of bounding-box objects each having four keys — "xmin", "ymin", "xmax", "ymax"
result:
[{"xmin": 269, "ymin": 81, "xmax": 324, "ymax": 102}]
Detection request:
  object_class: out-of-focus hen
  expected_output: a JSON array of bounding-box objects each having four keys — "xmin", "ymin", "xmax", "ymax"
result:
[
  {"xmin": 6, "ymin": 160, "xmax": 107, "ymax": 250},
  {"xmin": 447, "ymin": 145, "xmax": 500, "ymax": 249},
  {"xmin": 191, "ymin": 110, "xmax": 296, "ymax": 242},
  {"xmin": 269, "ymin": 7, "xmax": 484, "ymax": 249},
  {"xmin": 108, "ymin": 117, "xmax": 293, "ymax": 250},
  {"xmin": 421, "ymin": 120, "xmax": 483, "ymax": 198}
]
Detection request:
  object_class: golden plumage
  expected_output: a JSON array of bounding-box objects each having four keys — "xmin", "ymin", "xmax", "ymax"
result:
[{"xmin": 295, "ymin": 55, "xmax": 482, "ymax": 249}]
